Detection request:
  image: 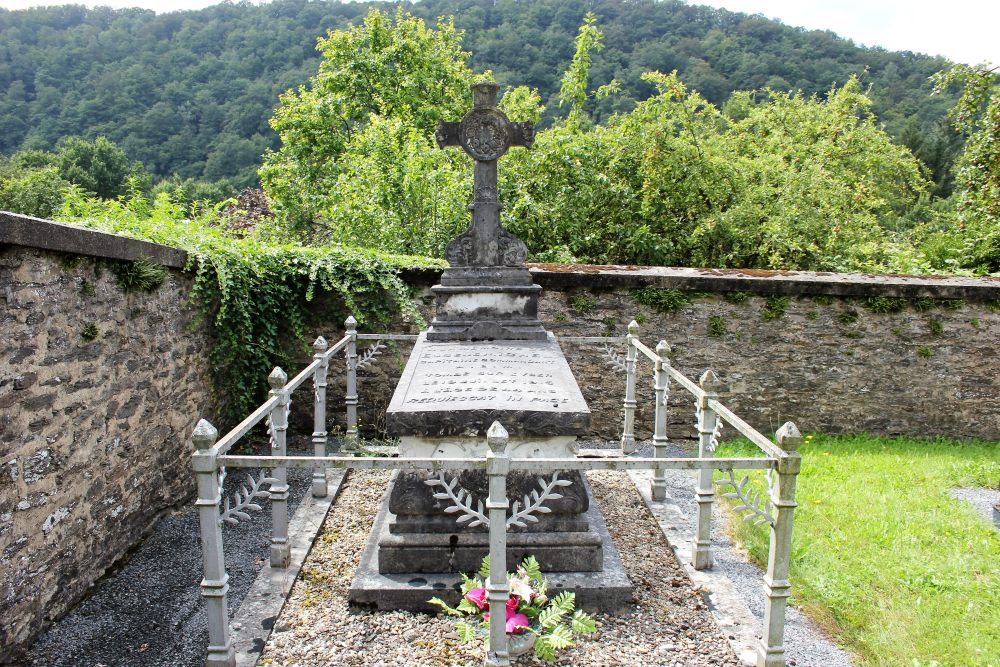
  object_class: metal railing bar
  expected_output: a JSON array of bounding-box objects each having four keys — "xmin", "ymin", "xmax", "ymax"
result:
[
  {"xmin": 557, "ymin": 335, "xmax": 628, "ymax": 344},
  {"xmin": 709, "ymin": 399, "xmax": 785, "ymax": 459},
  {"xmin": 284, "ymin": 358, "xmax": 321, "ymax": 393},
  {"xmin": 213, "ymin": 394, "xmax": 281, "ymax": 456},
  {"xmin": 216, "ymin": 454, "xmax": 775, "ymax": 471},
  {"xmin": 356, "ymin": 333, "xmax": 419, "ymax": 341},
  {"xmin": 320, "ymin": 335, "xmax": 351, "ymax": 359},
  {"xmin": 632, "ymin": 339, "xmax": 659, "ymax": 363},
  {"xmin": 665, "ymin": 365, "xmax": 705, "ymax": 400}
]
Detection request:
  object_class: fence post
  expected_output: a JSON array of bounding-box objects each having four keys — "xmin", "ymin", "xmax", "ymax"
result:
[
  {"xmin": 485, "ymin": 421, "xmax": 511, "ymax": 667},
  {"xmin": 312, "ymin": 336, "xmax": 329, "ymax": 497},
  {"xmin": 268, "ymin": 366, "xmax": 291, "ymax": 568},
  {"xmin": 191, "ymin": 419, "xmax": 235, "ymax": 667},
  {"xmin": 620, "ymin": 320, "xmax": 639, "ymax": 454},
  {"xmin": 758, "ymin": 421, "xmax": 802, "ymax": 667},
  {"xmin": 650, "ymin": 340, "xmax": 671, "ymax": 501},
  {"xmin": 693, "ymin": 369, "xmax": 721, "ymax": 570},
  {"xmin": 345, "ymin": 315, "xmax": 359, "ymax": 449}
]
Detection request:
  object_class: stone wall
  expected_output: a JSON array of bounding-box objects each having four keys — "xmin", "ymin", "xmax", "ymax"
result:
[
  {"xmin": 339, "ymin": 266, "xmax": 1000, "ymax": 443},
  {"xmin": 0, "ymin": 213, "xmax": 213, "ymax": 659},
  {"xmin": 3, "ymin": 212, "xmax": 1000, "ymax": 658}
]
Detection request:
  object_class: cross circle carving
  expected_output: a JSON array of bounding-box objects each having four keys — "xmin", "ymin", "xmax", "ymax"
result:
[{"xmin": 460, "ymin": 108, "xmax": 511, "ymax": 162}]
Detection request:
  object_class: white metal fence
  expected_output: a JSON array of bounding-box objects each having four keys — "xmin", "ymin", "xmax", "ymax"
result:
[{"xmin": 191, "ymin": 317, "xmax": 801, "ymax": 667}]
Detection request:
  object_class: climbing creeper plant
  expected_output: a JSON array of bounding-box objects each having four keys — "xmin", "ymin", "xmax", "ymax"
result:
[{"xmin": 58, "ymin": 186, "xmax": 444, "ymax": 424}]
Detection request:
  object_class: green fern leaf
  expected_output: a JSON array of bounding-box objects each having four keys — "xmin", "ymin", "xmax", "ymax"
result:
[
  {"xmin": 479, "ymin": 555, "xmax": 491, "ymax": 579},
  {"xmin": 429, "ymin": 597, "xmax": 464, "ymax": 617},
  {"xmin": 538, "ymin": 604, "xmax": 568, "ymax": 629},
  {"xmin": 571, "ymin": 609, "xmax": 597, "ymax": 635},
  {"xmin": 455, "ymin": 620, "xmax": 477, "ymax": 643},
  {"xmin": 533, "ymin": 635, "xmax": 557, "ymax": 661},
  {"xmin": 545, "ymin": 623, "xmax": 575, "ymax": 650},
  {"xmin": 521, "ymin": 555, "xmax": 543, "ymax": 583},
  {"xmin": 550, "ymin": 591, "xmax": 576, "ymax": 614}
]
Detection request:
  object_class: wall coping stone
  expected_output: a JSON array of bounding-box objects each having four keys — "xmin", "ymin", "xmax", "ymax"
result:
[
  {"xmin": 4, "ymin": 211, "xmax": 997, "ymax": 300},
  {"xmin": 0, "ymin": 211, "xmax": 187, "ymax": 268},
  {"xmin": 404, "ymin": 264, "xmax": 1000, "ymax": 301}
]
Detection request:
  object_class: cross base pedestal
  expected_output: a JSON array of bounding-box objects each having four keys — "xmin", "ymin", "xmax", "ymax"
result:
[{"xmin": 426, "ymin": 267, "xmax": 547, "ymax": 341}]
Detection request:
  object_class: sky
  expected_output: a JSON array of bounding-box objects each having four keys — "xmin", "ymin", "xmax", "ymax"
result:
[{"xmin": 0, "ymin": 0, "xmax": 996, "ymax": 66}]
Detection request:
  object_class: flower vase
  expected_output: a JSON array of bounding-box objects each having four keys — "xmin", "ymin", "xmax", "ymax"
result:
[{"xmin": 508, "ymin": 633, "xmax": 536, "ymax": 657}]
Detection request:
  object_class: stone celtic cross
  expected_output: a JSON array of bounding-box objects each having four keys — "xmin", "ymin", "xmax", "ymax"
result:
[{"xmin": 436, "ymin": 80, "xmax": 535, "ymax": 267}]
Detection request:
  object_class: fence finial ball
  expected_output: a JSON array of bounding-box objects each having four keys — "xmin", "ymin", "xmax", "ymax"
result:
[
  {"xmin": 268, "ymin": 366, "xmax": 288, "ymax": 389},
  {"xmin": 486, "ymin": 421, "xmax": 509, "ymax": 454},
  {"xmin": 313, "ymin": 336, "xmax": 328, "ymax": 352},
  {"xmin": 655, "ymin": 340, "xmax": 671, "ymax": 360},
  {"xmin": 627, "ymin": 320, "xmax": 640, "ymax": 336},
  {"xmin": 776, "ymin": 422, "xmax": 803, "ymax": 451},
  {"xmin": 345, "ymin": 315, "xmax": 358, "ymax": 331},
  {"xmin": 191, "ymin": 419, "xmax": 218, "ymax": 450}
]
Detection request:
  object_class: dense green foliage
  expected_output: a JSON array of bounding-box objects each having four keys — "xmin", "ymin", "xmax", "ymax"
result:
[
  {"xmin": 0, "ymin": 135, "xmax": 148, "ymax": 216},
  {"xmin": 717, "ymin": 434, "xmax": 1000, "ymax": 667},
  {"xmin": 260, "ymin": 9, "xmax": 475, "ymax": 231},
  {"xmin": 0, "ymin": 0, "xmax": 959, "ymax": 189},
  {"xmin": 55, "ymin": 186, "xmax": 442, "ymax": 424},
  {"xmin": 267, "ymin": 10, "xmax": 948, "ymax": 274},
  {"xmin": 933, "ymin": 64, "xmax": 1000, "ymax": 272}
]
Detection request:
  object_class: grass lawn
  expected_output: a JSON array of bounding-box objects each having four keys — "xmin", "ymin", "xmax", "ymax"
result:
[{"xmin": 716, "ymin": 434, "xmax": 1000, "ymax": 667}]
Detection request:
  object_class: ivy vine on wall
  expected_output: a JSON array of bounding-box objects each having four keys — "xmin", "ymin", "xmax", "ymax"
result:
[{"xmin": 58, "ymin": 186, "xmax": 444, "ymax": 425}]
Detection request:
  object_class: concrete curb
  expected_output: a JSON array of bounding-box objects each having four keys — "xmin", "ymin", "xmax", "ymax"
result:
[
  {"xmin": 628, "ymin": 469, "xmax": 759, "ymax": 666},
  {"xmin": 231, "ymin": 468, "xmax": 347, "ymax": 667}
]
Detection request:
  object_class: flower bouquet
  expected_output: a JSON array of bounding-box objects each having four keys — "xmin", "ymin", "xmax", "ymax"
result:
[{"xmin": 430, "ymin": 555, "xmax": 597, "ymax": 661}]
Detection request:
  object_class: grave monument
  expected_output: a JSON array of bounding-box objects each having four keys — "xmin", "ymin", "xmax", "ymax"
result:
[{"xmin": 350, "ymin": 81, "xmax": 631, "ymax": 610}]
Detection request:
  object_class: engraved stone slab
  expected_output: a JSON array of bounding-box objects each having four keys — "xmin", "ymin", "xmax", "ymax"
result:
[{"xmin": 385, "ymin": 332, "xmax": 590, "ymax": 437}]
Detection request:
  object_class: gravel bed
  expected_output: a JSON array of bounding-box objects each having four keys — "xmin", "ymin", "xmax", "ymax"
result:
[
  {"xmin": 645, "ymin": 441, "xmax": 854, "ymax": 667},
  {"xmin": 950, "ymin": 487, "xmax": 1000, "ymax": 531},
  {"xmin": 260, "ymin": 469, "xmax": 740, "ymax": 667},
  {"xmin": 20, "ymin": 452, "xmax": 314, "ymax": 667}
]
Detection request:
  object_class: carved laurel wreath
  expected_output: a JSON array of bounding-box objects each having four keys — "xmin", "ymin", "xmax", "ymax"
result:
[{"xmin": 424, "ymin": 471, "xmax": 573, "ymax": 529}]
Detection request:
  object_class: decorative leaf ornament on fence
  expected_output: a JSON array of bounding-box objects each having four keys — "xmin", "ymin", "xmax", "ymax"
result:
[
  {"xmin": 267, "ymin": 404, "xmax": 291, "ymax": 450},
  {"xmin": 695, "ymin": 401, "xmax": 724, "ymax": 452},
  {"xmin": 220, "ymin": 470, "xmax": 278, "ymax": 526},
  {"xmin": 354, "ymin": 340, "xmax": 386, "ymax": 370},
  {"xmin": 601, "ymin": 343, "xmax": 627, "ymax": 372},
  {"xmin": 715, "ymin": 469, "xmax": 775, "ymax": 526},
  {"xmin": 424, "ymin": 471, "xmax": 573, "ymax": 529}
]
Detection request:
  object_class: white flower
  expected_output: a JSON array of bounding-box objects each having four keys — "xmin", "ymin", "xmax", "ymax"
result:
[{"xmin": 508, "ymin": 575, "xmax": 534, "ymax": 600}]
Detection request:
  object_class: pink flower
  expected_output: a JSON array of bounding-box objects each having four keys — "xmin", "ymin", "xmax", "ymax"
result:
[
  {"xmin": 484, "ymin": 611, "xmax": 531, "ymax": 635},
  {"xmin": 506, "ymin": 595, "xmax": 520, "ymax": 615},
  {"xmin": 506, "ymin": 613, "xmax": 530, "ymax": 634},
  {"xmin": 465, "ymin": 587, "xmax": 488, "ymax": 610}
]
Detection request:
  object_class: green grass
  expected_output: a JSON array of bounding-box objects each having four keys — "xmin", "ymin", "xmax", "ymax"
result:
[{"xmin": 716, "ymin": 434, "xmax": 1000, "ymax": 667}]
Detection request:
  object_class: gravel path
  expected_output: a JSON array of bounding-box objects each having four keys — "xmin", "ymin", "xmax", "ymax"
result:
[
  {"xmin": 20, "ymin": 458, "xmax": 313, "ymax": 667},
  {"xmin": 646, "ymin": 441, "xmax": 854, "ymax": 667},
  {"xmin": 260, "ymin": 469, "xmax": 740, "ymax": 667},
  {"xmin": 951, "ymin": 487, "xmax": 1000, "ymax": 531}
]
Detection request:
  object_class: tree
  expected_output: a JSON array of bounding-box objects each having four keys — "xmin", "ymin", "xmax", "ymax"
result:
[
  {"xmin": 0, "ymin": 166, "xmax": 70, "ymax": 218},
  {"xmin": 55, "ymin": 135, "xmax": 135, "ymax": 199},
  {"xmin": 259, "ymin": 8, "xmax": 475, "ymax": 234},
  {"xmin": 933, "ymin": 63, "xmax": 1000, "ymax": 272}
]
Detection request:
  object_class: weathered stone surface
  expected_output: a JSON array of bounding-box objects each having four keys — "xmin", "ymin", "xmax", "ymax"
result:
[
  {"xmin": 427, "ymin": 81, "xmax": 545, "ymax": 341},
  {"xmin": 0, "ymin": 243, "xmax": 211, "ymax": 660},
  {"xmin": 386, "ymin": 333, "xmax": 590, "ymax": 436},
  {"xmin": 350, "ymin": 478, "xmax": 632, "ymax": 612}
]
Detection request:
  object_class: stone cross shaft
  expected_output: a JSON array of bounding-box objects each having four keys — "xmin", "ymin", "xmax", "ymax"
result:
[{"xmin": 435, "ymin": 80, "xmax": 535, "ymax": 267}]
